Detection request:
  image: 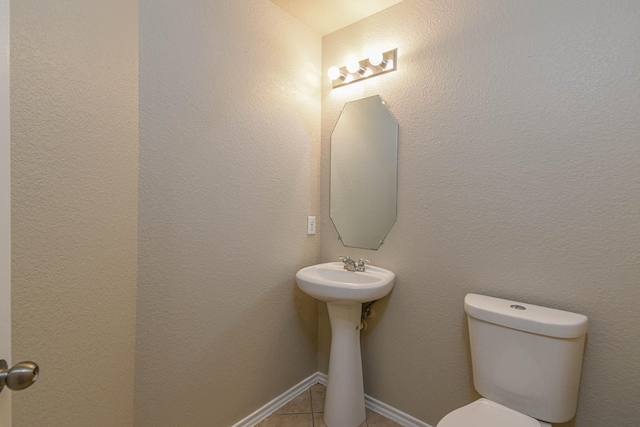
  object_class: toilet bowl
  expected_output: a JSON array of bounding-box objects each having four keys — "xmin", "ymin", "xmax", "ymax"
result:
[
  {"xmin": 437, "ymin": 399, "xmax": 551, "ymax": 427},
  {"xmin": 436, "ymin": 294, "xmax": 588, "ymax": 427}
]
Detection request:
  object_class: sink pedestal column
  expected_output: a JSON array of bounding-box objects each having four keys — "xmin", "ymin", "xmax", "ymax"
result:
[{"xmin": 324, "ymin": 302, "xmax": 365, "ymax": 427}]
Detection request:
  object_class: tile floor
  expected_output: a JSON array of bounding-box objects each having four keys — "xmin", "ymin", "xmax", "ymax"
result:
[{"xmin": 254, "ymin": 383, "xmax": 403, "ymax": 427}]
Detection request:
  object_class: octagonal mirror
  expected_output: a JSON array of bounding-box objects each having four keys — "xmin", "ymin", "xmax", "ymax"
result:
[{"xmin": 330, "ymin": 95, "xmax": 398, "ymax": 250}]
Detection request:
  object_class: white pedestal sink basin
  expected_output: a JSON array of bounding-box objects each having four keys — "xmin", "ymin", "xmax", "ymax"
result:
[{"xmin": 296, "ymin": 262, "xmax": 395, "ymax": 427}]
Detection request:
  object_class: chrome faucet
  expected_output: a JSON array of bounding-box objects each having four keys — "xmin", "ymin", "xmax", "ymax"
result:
[
  {"xmin": 338, "ymin": 256, "xmax": 370, "ymax": 272},
  {"xmin": 339, "ymin": 256, "xmax": 357, "ymax": 271}
]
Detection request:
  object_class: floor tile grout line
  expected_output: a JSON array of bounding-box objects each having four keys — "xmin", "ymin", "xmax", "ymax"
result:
[{"xmin": 311, "ymin": 386, "xmax": 318, "ymax": 426}]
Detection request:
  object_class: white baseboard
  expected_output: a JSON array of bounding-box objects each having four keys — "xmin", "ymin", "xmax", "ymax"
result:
[
  {"xmin": 317, "ymin": 372, "xmax": 432, "ymax": 427},
  {"xmin": 317, "ymin": 371, "xmax": 328, "ymax": 385},
  {"xmin": 231, "ymin": 372, "xmax": 323, "ymax": 427},
  {"xmin": 365, "ymin": 394, "xmax": 433, "ymax": 427},
  {"xmin": 233, "ymin": 371, "xmax": 433, "ymax": 427}
]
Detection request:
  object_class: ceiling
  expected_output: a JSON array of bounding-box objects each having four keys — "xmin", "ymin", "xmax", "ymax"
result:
[{"xmin": 269, "ymin": 0, "xmax": 404, "ymax": 35}]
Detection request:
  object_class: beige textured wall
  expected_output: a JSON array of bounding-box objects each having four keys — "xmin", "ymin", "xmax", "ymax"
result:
[
  {"xmin": 10, "ymin": 1, "xmax": 139, "ymax": 426},
  {"xmin": 320, "ymin": 1, "xmax": 640, "ymax": 426},
  {"xmin": 0, "ymin": 0, "xmax": 10, "ymax": 422},
  {"xmin": 136, "ymin": 1, "xmax": 321, "ymax": 426}
]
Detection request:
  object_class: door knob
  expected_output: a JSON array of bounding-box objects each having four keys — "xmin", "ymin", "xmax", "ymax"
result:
[{"xmin": 0, "ymin": 359, "xmax": 39, "ymax": 392}]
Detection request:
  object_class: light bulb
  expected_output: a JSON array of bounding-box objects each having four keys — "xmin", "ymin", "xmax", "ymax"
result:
[
  {"xmin": 327, "ymin": 66, "xmax": 341, "ymax": 80},
  {"xmin": 346, "ymin": 60, "xmax": 361, "ymax": 74},
  {"xmin": 368, "ymin": 51, "xmax": 384, "ymax": 66}
]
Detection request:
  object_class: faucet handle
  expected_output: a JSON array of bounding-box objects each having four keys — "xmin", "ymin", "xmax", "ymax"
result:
[
  {"xmin": 355, "ymin": 259, "xmax": 370, "ymax": 272},
  {"xmin": 338, "ymin": 256, "xmax": 351, "ymax": 263}
]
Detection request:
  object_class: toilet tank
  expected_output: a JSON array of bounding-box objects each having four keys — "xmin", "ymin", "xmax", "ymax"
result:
[{"xmin": 464, "ymin": 294, "xmax": 588, "ymax": 424}]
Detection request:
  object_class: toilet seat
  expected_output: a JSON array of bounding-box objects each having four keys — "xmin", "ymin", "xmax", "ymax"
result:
[{"xmin": 437, "ymin": 398, "xmax": 549, "ymax": 427}]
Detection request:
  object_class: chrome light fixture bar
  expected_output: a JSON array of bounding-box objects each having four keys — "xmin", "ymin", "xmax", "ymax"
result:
[{"xmin": 328, "ymin": 48, "xmax": 397, "ymax": 89}]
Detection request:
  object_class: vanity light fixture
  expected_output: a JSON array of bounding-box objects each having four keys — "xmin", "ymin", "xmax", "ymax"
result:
[
  {"xmin": 368, "ymin": 51, "xmax": 388, "ymax": 68},
  {"xmin": 327, "ymin": 66, "xmax": 347, "ymax": 81},
  {"xmin": 328, "ymin": 48, "xmax": 397, "ymax": 89},
  {"xmin": 346, "ymin": 59, "xmax": 367, "ymax": 75}
]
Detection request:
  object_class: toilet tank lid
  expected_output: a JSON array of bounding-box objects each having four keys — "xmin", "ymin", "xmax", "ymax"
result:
[{"xmin": 464, "ymin": 294, "xmax": 588, "ymax": 339}]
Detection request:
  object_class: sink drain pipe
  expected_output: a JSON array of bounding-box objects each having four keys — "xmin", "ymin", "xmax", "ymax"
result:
[{"xmin": 359, "ymin": 300, "xmax": 377, "ymax": 331}]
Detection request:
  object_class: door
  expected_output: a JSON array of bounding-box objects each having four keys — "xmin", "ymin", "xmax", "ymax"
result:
[{"xmin": 0, "ymin": 0, "xmax": 11, "ymax": 424}]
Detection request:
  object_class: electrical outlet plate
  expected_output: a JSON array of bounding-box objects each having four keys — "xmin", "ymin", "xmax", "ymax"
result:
[{"xmin": 307, "ymin": 216, "xmax": 316, "ymax": 235}]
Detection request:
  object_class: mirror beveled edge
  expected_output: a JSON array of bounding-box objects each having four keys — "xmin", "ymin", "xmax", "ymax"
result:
[{"xmin": 329, "ymin": 94, "xmax": 398, "ymax": 250}]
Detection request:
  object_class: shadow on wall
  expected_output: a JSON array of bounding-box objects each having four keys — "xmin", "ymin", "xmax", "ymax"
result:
[
  {"xmin": 293, "ymin": 284, "xmax": 320, "ymax": 346},
  {"xmin": 136, "ymin": 277, "xmax": 318, "ymax": 427},
  {"xmin": 360, "ymin": 292, "xmax": 393, "ymax": 338}
]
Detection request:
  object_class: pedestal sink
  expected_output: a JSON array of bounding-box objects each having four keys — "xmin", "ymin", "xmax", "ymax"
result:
[{"xmin": 296, "ymin": 262, "xmax": 395, "ymax": 427}]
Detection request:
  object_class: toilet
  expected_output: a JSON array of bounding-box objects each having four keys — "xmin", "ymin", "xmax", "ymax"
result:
[{"xmin": 438, "ymin": 293, "xmax": 588, "ymax": 427}]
